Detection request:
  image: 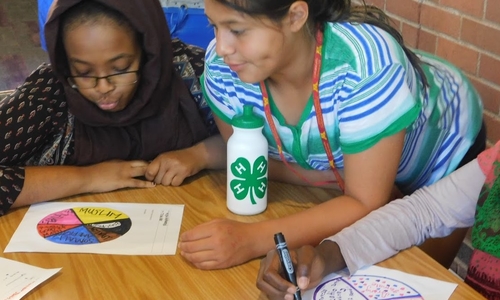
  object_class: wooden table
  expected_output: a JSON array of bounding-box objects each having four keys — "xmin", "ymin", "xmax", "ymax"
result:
[{"xmin": 0, "ymin": 170, "xmax": 484, "ymax": 299}]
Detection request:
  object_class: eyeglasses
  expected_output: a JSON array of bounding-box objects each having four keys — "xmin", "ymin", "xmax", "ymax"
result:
[{"xmin": 67, "ymin": 70, "xmax": 140, "ymax": 89}]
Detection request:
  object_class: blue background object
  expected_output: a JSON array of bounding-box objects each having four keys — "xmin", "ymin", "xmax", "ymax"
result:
[
  {"xmin": 38, "ymin": 0, "xmax": 51, "ymax": 51},
  {"xmin": 38, "ymin": 1, "xmax": 215, "ymax": 51},
  {"xmin": 163, "ymin": 6, "xmax": 214, "ymax": 49}
]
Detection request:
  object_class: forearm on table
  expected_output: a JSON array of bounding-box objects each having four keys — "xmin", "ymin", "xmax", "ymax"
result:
[
  {"xmin": 268, "ymin": 159, "xmax": 341, "ymax": 189},
  {"xmin": 12, "ymin": 165, "xmax": 91, "ymax": 208},
  {"xmin": 249, "ymin": 195, "xmax": 373, "ymax": 258},
  {"xmin": 192, "ymin": 134, "xmax": 226, "ymax": 170},
  {"xmin": 327, "ymin": 159, "xmax": 485, "ymax": 274}
]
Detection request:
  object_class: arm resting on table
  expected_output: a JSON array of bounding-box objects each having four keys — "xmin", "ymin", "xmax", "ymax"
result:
[{"xmin": 327, "ymin": 159, "xmax": 484, "ymax": 274}]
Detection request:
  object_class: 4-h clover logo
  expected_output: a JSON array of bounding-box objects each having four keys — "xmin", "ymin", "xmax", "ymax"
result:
[{"xmin": 230, "ymin": 156, "xmax": 268, "ymax": 205}]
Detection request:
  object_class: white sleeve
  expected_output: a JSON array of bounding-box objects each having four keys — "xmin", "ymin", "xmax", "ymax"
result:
[{"xmin": 326, "ymin": 159, "xmax": 485, "ymax": 274}]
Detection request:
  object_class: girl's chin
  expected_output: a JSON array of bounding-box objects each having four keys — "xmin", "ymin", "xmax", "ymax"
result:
[{"xmin": 235, "ymin": 72, "xmax": 265, "ymax": 84}]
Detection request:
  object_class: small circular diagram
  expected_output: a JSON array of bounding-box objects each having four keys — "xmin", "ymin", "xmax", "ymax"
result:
[
  {"xmin": 313, "ymin": 275, "xmax": 423, "ymax": 300},
  {"xmin": 36, "ymin": 207, "xmax": 132, "ymax": 245}
]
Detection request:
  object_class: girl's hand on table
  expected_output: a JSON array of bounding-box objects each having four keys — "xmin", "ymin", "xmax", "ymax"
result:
[
  {"xmin": 256, "ymin": 241, "xmax": 343, "ymax": 300},
  {"xmin": 179, "ymin": 219, "xmax": 255, "ymax": 269},
  {"xmin": 146, "ymin": 147, "xmax": 202, "ymax": 186},
  {"xmin": 85, "ymin": 160, "xmax": 156, "ymax": 193},
  {"xmin": 256, "ymin": 245, "xmax": 326, "ymax": 300}
]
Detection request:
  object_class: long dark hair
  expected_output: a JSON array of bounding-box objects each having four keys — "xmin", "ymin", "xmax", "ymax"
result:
[{"xmin": 214, "ymin": 0, "xmax": 428, "ymax": 88}]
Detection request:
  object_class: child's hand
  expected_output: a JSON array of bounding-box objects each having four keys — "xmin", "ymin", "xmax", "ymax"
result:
[
  {"xmin": 256, "ymin": 242, "xmax": 340, "ymax": 300},
  {"xmin": 146, "ymin": 147, "xmax": 202, "ymax": 186},
  {"xmin": 84, "ymin": 160, "xmax": 156, "ymax": 193},
  {"xmin": 178, "ymin": 219, "xmax": 255, "ymax": 269}
]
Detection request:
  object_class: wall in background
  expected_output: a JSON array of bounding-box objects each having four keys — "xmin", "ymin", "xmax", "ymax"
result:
[
  {"xmin": 364, "ymin": 0, "xmax": 499, "ymax": 279},
  {"xmin": 367, "ymin": 0, "xmax": 500, "ymax": 145}
]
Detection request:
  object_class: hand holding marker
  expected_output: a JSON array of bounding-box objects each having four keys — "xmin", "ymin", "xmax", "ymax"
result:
[{"xmin": 274, "ymin": 232, "xmax": 302, "ymax": 300}]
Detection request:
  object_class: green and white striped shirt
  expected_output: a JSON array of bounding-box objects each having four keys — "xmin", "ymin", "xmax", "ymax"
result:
[{"xmin": 202, "ymin": 22, "xmax": 483, "ymax": 193}]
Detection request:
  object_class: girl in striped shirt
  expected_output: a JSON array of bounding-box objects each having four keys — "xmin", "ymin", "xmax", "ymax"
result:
[{"xmin": 178, "ymin": 0, "xmax": 485, "ymax": 270}]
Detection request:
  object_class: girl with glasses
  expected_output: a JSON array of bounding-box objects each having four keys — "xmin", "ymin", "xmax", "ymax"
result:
[{"xmin": 0, "ymin": 0, "xmax": 225, "ymax": 215}]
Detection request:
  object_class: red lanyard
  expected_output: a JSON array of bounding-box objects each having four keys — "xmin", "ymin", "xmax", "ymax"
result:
[{"xmin": 260, "ymin": 29, "xmax": 345, "ymax": 192}]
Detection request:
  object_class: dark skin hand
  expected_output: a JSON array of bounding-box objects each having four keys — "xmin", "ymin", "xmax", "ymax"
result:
[{"xmin": 256, "ymin": 241, "xmax": 346, "ymax": 300}]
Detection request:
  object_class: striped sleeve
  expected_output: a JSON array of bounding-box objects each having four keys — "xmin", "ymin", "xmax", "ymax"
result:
[
  {"xmin": 338, "ymin": 63, "xmax": 421, "ymax": 154},
  {"xmin": 323, "ymin": 22, "xmax": 422, "ymax": 154}
]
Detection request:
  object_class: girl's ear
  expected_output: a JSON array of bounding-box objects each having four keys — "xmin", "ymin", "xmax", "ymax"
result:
[{"xmin": 287, "ymin": 1, "xmax": 309, "ymax": 33}]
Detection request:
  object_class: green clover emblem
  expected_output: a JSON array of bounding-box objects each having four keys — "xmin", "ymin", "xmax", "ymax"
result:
[{"xmin": 230, "ymin": 156, "xmax": 268, "ymax": 205}]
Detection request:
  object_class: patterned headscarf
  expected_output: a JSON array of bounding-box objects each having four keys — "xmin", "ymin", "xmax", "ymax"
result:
[{"xmin": 44, "ymin": 0, "xmax": 209, "ymax": 165}]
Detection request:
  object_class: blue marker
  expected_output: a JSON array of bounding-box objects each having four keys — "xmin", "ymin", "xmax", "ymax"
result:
[{"xmin": 274, "ymin": 232, "xmax": 302, "ymax": 300}]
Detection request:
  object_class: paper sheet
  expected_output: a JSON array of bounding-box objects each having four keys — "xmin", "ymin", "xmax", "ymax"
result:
[
  {"xmin": 0, "ymin": 258, "xmax": 60, "ymax": 300},
  {"xmin": 302, "ymin": 265, "xmax": 458, "ymax": 300},
  {"xmin": 4, "ymin": 202, "xmax": 184, "ymax": 255}
]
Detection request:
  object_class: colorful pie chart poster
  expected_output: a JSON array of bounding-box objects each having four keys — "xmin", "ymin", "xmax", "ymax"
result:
[
  {"xmin": 4, "ymin": 202, "xmax": 184, "ymax": 255},
  {"xmin": 302, "ymin": 265, "xmax": 457, "ymax": 300}
]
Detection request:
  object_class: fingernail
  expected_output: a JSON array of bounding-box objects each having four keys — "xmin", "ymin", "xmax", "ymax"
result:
[
  {"xmin": 151, "ymin": 182, "xmax": 156, "ymax": 186},
  {"xmin": 287, "ymin": 286, "xmax": 298, "ymax": 294},
  {"xmin": 298, "ymin": 277, "xmax": 309, "ymax": 289}
]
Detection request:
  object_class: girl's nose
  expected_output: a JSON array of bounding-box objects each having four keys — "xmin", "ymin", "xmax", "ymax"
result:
[
  {"xmin": 94, "ymin": 77, "xmax": 115, "ymax": 94},
  {"xmin": 215, "ymin": 30, "xmax": 235, "ymax": 57}
]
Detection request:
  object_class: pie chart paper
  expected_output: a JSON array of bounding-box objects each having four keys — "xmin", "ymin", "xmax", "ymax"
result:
[
  {"xmin": 4, "ymin": 202, "xmax": 184, "ymax": 255},
  {"xmin": 302, "ymin": 265, "xmax": 458, "ymax": 300}
]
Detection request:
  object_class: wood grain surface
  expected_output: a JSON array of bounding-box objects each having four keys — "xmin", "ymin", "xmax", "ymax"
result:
[{"xmin": 0, "ymin": 170, "xmax": 484, "ymax": 299}]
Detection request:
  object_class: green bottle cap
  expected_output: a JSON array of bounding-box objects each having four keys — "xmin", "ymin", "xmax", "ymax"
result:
[{"xmin": 231, "ymin": 104, "xmax": 264, "ymax": 129}]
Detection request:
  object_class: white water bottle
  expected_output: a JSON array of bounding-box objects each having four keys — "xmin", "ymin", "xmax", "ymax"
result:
[{"xmin": 227, "ymin": 104, "xmax": 268, "ymax": 215}]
